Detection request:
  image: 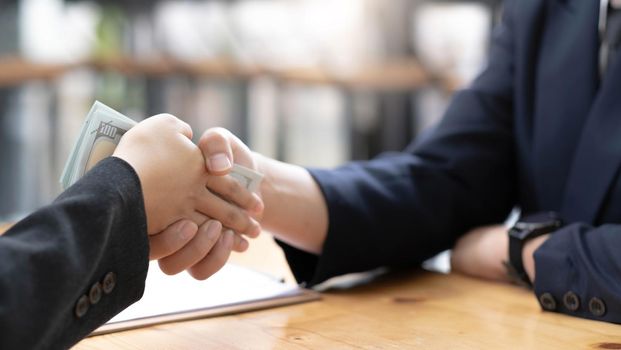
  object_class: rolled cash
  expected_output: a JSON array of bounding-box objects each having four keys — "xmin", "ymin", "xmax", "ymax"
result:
[{"xmin": 60, "ymin": 101, "xmax": 137, "ymax": 190}]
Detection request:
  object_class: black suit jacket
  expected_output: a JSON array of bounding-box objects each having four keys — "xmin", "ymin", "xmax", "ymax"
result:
[
  {"xmin": 0, "ymin": 157, "xmax": 149, "ymax": 349},
  {"xmin": 278, "ymin": 0, "xmax": 621, "ymax": 323}
]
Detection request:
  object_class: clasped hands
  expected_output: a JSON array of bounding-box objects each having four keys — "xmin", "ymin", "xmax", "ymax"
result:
[
  {"xmin": 113, "ymin": 115, "xmax": 262, "ymax": 280},
  {"xmin": 114, "ymin": 115, "xmax": 550, "ymax": 284}
]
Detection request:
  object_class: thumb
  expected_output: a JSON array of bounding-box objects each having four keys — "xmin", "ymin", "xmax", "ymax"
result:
[{"xmin": 198, "ymin": 128, "xmax": 234, "ymax": 175}]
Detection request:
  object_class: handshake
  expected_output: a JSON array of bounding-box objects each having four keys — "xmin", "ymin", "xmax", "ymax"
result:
[{"xmin": 63, "ymin": 102, "xmax": 266, "ymax": 280}]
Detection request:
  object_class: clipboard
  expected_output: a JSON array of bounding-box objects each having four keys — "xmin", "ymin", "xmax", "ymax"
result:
[{"xmin": 91, "ymin": 262, "xmax": 320, "ymax": 336}]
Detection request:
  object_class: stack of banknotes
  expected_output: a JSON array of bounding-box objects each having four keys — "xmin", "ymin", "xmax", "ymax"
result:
[{"xmin": 60, "ymin": 101, "xmax": 263, "ymax": 192}]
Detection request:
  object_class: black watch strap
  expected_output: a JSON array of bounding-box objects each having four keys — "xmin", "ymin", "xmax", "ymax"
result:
[
  {"xmin": 506, "ymin": 212, "xmax": 562, "ymax": 288},
  {"xmin": 507, "ymin": 233, "xmax": 531, "ymax": 287}
]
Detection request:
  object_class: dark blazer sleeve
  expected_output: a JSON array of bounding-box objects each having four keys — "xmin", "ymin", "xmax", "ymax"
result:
[
  {"xmin": 277, "ymin": 2, "xmax": 518, "ymax": 287},
  {"xmin": 0, "ymin": 157, "xmax": 149, "ymax": 349},
  {"xmin": 533, "ymin": 223, "xmax": 621, "ymax": 324}
]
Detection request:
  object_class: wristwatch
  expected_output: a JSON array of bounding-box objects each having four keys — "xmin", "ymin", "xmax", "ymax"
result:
[{"xmin": 504, "ymin": 212, "xmax": 562, "ymax": 288}]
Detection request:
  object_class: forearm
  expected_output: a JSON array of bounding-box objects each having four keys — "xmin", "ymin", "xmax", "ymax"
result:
[
  {"xmin": 0, "ymin": 158, "xmax": 149, "ymax": 349},
  {"xmin": 450, "ymin": 225, "xmax": 547, "ymax": 284},
  {"xmin": 256, "ymin": 153, "xmax": 328, "ymax": 254}
]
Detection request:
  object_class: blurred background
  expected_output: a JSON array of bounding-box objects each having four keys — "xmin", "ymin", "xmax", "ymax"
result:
[{"xmin": 0, "ymin": 0, "xmax": 500, "ymax": 221}]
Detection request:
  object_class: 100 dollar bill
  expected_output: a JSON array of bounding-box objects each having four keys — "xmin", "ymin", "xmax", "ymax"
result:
[
  {"xmin": 60, "ymin": 101, "xmax": 263, "ymax": 193},
  {"xmin": 60, "ymin": 101, "xmax": 136, "ymax": 189}
]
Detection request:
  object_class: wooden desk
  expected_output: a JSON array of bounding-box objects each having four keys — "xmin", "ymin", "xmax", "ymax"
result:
[{"xmin": 73, "ymin": 234, "xmax": 621, "ymax": 349}]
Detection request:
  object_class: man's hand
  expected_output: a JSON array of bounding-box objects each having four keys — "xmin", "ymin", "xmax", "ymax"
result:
[
  {"xmin": 198, "ymin": 127, "xmax": 330, "ymax": 255},
  {"xmin": 450, "ymin": 225, "xmax": 511, "ymax": 282},
  {"xmin": 198, "ymin": 127, "xmax": 264, "ymax": 226}
]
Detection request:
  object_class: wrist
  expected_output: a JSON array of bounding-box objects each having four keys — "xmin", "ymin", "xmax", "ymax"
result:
[
  {"xmin": 522, "ymin": 234, "xmax": 550, "ymax": 284},
  {"xmin": 255, "ymin": 152, "xmax": 276, "ymax": 207},
  {"xmin": 253, "ymin": 153, "xmax": 328, "ymax": 254},
  {"xmin": 254, "ymin": 152, "xmax": 269, "ymax": 189},
  {"xmin": 506, "ymin": 212, "xmax": 561, "ymax": 287}
]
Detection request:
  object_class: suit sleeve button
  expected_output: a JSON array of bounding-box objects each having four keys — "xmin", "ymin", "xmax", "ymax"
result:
[
  {"xmin": 102, "ymin": 272, "xmax": 117, "ymax": 294},
  {"xmin": 75, "ymin": 295, "xmax": 90, "ymax": 318},
  {"xmin": 89, "ymin": 282, "xmax": 103, "ymax": 304},
  {"xmin": 563, "ymin": 291, "xmax": 580, "ymax": 311},
  {"xmin": 589, "ymin": 297, "xmax": 606, "ymax": 317},
  {"xmin": 539, "ymin": 293, "xmax": 557, "ymax": 311}
]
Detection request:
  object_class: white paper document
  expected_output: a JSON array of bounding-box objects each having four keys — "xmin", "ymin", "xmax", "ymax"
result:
[{"xmin": 93, "ymin": 261, "xmax": 319, "ymax": 335}]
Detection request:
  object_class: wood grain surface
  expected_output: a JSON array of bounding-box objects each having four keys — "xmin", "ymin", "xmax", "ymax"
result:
[{"xmin": 74, "ymin": 233, "xmax": 621, "ymax": 350}]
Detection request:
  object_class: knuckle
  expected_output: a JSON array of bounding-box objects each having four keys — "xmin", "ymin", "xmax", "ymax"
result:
[
  {"xmin": 203, "ymin": 231, "xmax": 219, "ymax": 248},
  {"xmin": 242, "ymin": 193, "xmax": 256, "ymax": 209},
  {"xmin": 211, "ymin": 127, "xmax": 230, "ymax": 137},
  {"xmin": 197, "ymin": 133, "xmax": 211, "ymax": 148},
  {"xmin": 226, "ymin": 180, "xmax": 241, "ymax": 196},
  {"xmin": 225, "ymin": 209, "xmax": 242, "ymax": 226},
  {"xmin": 154, "ymin": 113, "xmax": 178, "ymax": 124},
  {"xmin": 199, "ymin": 135, "xmax": 227, "ymax": 155},
  {"xmin": 189, "ymin": 241, "xmax": 208, "ymax": 261},
  {"xmin": 201, "ymin": 128, "xmax": 227, "ymax": 142}
]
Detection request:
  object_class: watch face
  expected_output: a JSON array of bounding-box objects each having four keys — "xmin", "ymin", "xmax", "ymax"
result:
[{"xmin": 509, "ymin": 212, "xmax": 562, "ymax": 240}]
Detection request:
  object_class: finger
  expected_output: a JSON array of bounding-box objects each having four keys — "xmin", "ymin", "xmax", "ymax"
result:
[
  {"xmin": 175, "ymin": 118, "xmax": 193, "ymax": 140},
  {"xmin": 199, "ymin": 128, "xmax": 233, "ymax": 175},
  {"xmin": 196, "ymin": 188, "xmax": 262, "ymax": 238},
  {"xmin": 149, "ymin": 220, "xmax": 198, "ymax": 260},
  {"xmin": 151, "ymin": 113, "xmax": 193, "ymax": 140},
  {"xmin": 232, "ymin": 232, "xmax": 249, "ymax": 253},
  {"xmin": 158, "ymin": 220, "xmax": 222, "ymax": 275},
  {"xmin": 206, "ymin": 175, "xmax": 264, "ymax": 215},
  {"xmin": 188, "ymin": 230, "xmax": 235, "ymax": 280},
  {"xmin": 189, "ymin": 211, "xmax": 210, "ymax": 227}
]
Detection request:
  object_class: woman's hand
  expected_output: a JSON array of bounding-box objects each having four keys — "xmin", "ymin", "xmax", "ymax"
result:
[
  {"xmin": 151, "ymin": 219, "xmax": 248, "ymax": 280},
  {"xmin": 113, "ymin": 114, "xmax": 210, "ymax": 234}
]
